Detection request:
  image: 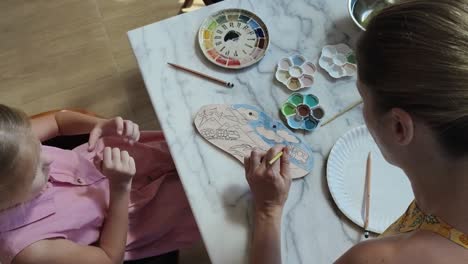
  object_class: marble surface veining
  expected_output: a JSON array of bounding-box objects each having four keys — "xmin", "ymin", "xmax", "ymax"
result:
[{"xmin": 128, "ymin": 0, "xmax": 364, "ymax": 263}]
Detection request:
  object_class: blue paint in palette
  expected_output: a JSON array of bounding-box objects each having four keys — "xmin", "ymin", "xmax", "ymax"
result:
[
  {"xmin": 292, "ymin": 56, "xmax": 305, "ymax": 66},
  {"xmin": 248, "ymin": 19, "xmax": 260, "ymax": 29},
  {"xmin": 304, "ymin": 119, "xmax": 318, "ymax": 130},
  {"xmin": 287, "ymin": 116, "xmax": 303, "ymax": 130},
  {"xmin": 254, "ymin": 28, "xmax": 264, "ymax": 38}
]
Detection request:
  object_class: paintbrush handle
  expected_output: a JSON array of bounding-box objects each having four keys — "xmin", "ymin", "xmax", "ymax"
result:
[
  {"xmin": 364, "ymin": 152, "xmax": 372, "ymax": 235},
  {"xmin": 268, "ymin": 151, "xmax": 283, "ymax": 165},
  {"xmin": 321, "ymin": 100, "xmax": 363, "ymax": 127},
  {"xmin": 168, "ymin": 62, "xmax": 234, "ymax": 88}
]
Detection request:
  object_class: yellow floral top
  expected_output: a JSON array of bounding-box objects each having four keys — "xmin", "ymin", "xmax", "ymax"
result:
[{"xmin": 381, "ymin": 201, "xmax": 468, "ymax": 248}]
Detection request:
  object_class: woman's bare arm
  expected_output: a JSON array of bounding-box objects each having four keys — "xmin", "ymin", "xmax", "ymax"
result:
[{"xmin": 250, "ymin": 209, "xmax": 283, "ymax": 264}]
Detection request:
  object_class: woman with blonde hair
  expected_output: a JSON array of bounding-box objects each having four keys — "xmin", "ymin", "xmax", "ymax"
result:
[{"xmin": 246, "ymin": 0, "xmax": 468, "ymax": 263}]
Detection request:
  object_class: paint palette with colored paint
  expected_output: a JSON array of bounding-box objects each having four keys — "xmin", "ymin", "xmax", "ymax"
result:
[
  {"xmin": 319, "ymin": 44, "xmax": 357, "ymax": 78},
  {"xmin": 281, "ymin": 93, "xmax": 325, "ymax": 131},
  {"xmin": 275, "ymin": 55, "xmax": 316, "ymax": 91},
  {"xmin": 198, "ymin": 9, "xmax": 270, "ymax": 69}
]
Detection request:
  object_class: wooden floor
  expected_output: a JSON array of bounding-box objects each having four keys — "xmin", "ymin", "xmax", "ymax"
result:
[
  {"xmin": 0, "ymin": 0, "xmax": 210, "ymax": 263},
  {"xmin": 0, "ymin": 0, "xmax": 194, "ymax": 130}
]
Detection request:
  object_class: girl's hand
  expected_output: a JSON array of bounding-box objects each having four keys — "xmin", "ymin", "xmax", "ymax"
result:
[
  {"xmin": 244, "ymin": 145, "xmax": 292, "ymax": 217},
  {"xmin": 100, "ymin": 147, "xmax": 136, "ymax": 190},
  {"xmin": 88, "ymin": 117, "xmax": 140, "ymax": 151}
]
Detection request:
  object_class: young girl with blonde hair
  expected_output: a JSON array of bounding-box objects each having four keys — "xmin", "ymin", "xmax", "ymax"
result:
[{"xmin": 0, "ymin": 107, "xmax": 199, "ymax": 263}]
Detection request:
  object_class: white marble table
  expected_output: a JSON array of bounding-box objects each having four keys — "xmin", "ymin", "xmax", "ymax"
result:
[{"xmin": 128, "ymin": 0, "xmax": 364, "ymax": 263}]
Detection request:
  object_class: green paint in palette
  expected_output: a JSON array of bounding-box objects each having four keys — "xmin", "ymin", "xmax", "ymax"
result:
[
  {"xmin": 282, "ymin": 103, "xmax": 296, "ymax": 116},
  {"xmin": 280, "ymin": 93, "xmax": 324, "ymax": 132},
  {"xmin": 290, "ymin": 93, "xmax": 303, "ymax": 105},
  {"xmin": 208, "ymin": 21, "xmax": 217, "ymax": 31},
  {"xmin": 347, "ymin": 54, "xmax": 356, "ymax": 64}
]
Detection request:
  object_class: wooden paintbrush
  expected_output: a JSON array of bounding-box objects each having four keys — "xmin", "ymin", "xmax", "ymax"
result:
[
  {"xmin": 168, "ymin": 62, "xmax": 234, "ymax": 88},
  {"xmin": 268, "ymin": 151, "xmax": 283, "ymax": 165},
  {"xmin": 321, "ymin": 100, "xmax": 363, "ymax": 127},
  {"xmin": 364, "ymin": 152, "xmax": 372, "ymax": 238}
]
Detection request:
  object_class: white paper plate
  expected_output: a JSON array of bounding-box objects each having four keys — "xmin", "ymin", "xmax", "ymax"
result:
[{"xmin": 327, "ymin": 126, "xmax": 414, "ymax": 234}]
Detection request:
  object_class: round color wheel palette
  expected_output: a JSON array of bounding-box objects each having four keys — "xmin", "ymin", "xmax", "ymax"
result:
[{"xmin": 198, "ymin": 9, "xmax": 270, "ymax": 69}]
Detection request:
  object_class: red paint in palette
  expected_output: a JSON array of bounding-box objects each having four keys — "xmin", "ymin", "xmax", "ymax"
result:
[
  {"xmin": 227, "ymin": 59, "xmax": 241, "ymax": 66},
  {"xmin": 216, "ymin": 56, "xmax": 228, "ymax": 65}
]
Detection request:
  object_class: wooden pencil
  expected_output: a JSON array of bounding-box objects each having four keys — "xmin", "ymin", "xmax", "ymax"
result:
[
  {"xmin": 364, "ymin": 152, "xmax": 372, "ymax": 238},
  {"xmin": 167, "ymin": 62, "xmax": 234, "ymax": 88},
  {"xmin": 321, "ymin": 100, "xmax": 363, "ymax": 127}
]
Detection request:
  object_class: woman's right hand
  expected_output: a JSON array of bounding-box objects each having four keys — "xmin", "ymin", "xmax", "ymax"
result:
[
  {"xmin": 100, "ymin": 147, "xmax": 136, "ymax": 190},
  {"xmin": 244, "ymin": 145, "xmax": 292, "ymax": 217}
]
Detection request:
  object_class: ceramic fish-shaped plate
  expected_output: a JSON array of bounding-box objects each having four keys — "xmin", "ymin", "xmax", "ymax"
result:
[{"xmin": 194, "ymin": 104, "xmax": 314, "ymax": 179}]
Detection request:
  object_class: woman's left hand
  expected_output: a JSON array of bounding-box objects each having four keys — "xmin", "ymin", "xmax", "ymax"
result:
[{"xmin": 88, "ymin": 117, "xmax": 140, "ymax": 151}]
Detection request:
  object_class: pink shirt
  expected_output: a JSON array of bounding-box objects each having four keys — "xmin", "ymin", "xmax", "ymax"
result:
[{"xmin": 0, "ymin": 132, "xmax": 199, "ymax": 263}]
